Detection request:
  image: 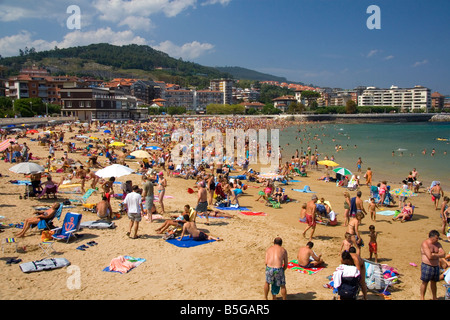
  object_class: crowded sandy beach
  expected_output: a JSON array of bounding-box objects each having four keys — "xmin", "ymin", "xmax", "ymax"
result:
[{"xmin": 0, "ymin": 116, "xmax": 449, "ymax": 301}]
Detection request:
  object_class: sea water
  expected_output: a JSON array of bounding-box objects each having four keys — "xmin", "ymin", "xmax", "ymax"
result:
[{"xmin": 280, "ymin": 121, "xmax": 450, "ymax": 190}]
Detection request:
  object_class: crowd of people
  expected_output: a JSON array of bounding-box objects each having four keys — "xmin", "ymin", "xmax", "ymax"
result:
[{"xmin": 1, "ymin": 116, "xmax": 449, "ymax": 301}]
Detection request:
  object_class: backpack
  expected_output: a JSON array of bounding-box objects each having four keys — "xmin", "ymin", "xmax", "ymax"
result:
[{"xmin": 338, "ymin": 276, "xmax": 360, "ymax": 300}]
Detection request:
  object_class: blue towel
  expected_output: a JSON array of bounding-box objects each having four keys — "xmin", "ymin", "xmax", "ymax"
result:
[
  {"xmin": 166, "ymin": 236, "xmax": 216, "ymax": 248},
  {"xmin": 291, "ymin": 186, "xmax": 315, "ymax": 193},
  {"xmin": 290, "ymin": 180, "xmax": 301, "ymax": 183},
  {"xmin": 350, "ymin": 197, "xmax": 357, "ymax": 216},
  {"xmin": 215, "ymin": 206, "xmax": 249, "ymax": 211}
]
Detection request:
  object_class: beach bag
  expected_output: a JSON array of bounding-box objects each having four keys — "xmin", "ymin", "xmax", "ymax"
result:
[
  {"xmin": 41, "ymin": 230, "xmax": 54, "ymax": 242},
  {"xmin": 338, "ymin": 276, "xmax": 360, "ymax": 300}
]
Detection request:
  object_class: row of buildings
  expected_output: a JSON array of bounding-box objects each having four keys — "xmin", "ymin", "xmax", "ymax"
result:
[{"xmin": 1, "ymin": 66, "xmax": 449, "ymax": 121}]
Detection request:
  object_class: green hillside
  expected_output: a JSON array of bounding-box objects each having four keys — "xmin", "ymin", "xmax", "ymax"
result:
[{"xmin": 214, "ymin": 66, "xmax": 288, "ymax": 82}]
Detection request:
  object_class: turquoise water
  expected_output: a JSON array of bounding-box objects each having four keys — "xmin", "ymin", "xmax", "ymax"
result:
[{"xmin": 279, "ymin": 122, "xmax": 450, "ymax": 190}]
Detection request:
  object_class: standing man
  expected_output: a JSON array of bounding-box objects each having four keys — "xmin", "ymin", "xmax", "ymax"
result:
[
  {"xmin": 195, "ymin": 181, "xmax": 208, "ymax": 225},
  {"xmin": 302, "ymin": 195, "xmax": 318, "ymax": 240},
  {"xmin": 124, "ymin": 185, "xmax": 144, "ymax": 239},
  {"xmin": 430, "ymin": 182, "xmax": 444, "ymax": 210},
  {"xmin": 264, "ymin": 237, "xmax": 288, "ymax": 300},
  {"xmin": 420, "ymin": 230, "xmax": 445, "ymax": 300},
  {"xmin": 142, "ymin": 174, "xmax": 154, "ymax": 222}
]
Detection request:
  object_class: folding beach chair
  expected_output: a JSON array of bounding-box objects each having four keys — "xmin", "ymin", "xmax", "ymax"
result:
[
  {"xmin": 2, "ymin": 237, "xmax": 18, "ymax": 253},
  {"xmin": 33, "ymin": 202, "xmax": 64, "ymax": 233},
  {"xmin": 52, "ymin": 212, "xmax": 82, "ymax": 243},
  {"xmin": 70, "ymin": 188, "xmax": 96, "ymax": 205},
  {"xmin": 363, "ymin": 259, "xmax": 398, "ymax": 295},
  {"xmin": 39, "ymin": 241, "xmax": 56, "ymax": 257}
]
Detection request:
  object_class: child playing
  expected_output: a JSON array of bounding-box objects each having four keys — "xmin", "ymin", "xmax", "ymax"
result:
[
  {"xmin": 368, "ymin": 225, "xmax": 378, "ymax": 262},
  {"xmin": 368, "ymin": 197, "xmax": 379, "ymax": 222},
  {"xmin": 340, "ymin": 232, "xmax": 355, "ymax": 254}
]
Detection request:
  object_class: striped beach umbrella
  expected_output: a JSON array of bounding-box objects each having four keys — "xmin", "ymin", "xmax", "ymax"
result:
[{"xmin": 333, "ymin": 167, "xmax": 352, "ymax": 176}]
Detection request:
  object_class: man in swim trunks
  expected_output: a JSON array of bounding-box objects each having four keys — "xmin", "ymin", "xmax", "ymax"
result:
[
  {"xmin": 302, "ymin": 195, "xmax": 318, "ymax": 240},
  {"xmin": 177, "ymin": 220, "xmax": 221, "ymax": 242},
  {"xmin": 96, "ymin": 196, "xmax": 113, "ymax": 219},
  {"xmin": 195, "ymin": 181, "xmax": 209, "ymax": 224},
  {"xmin": 264, "ymin": 237, "xmax": 288, "ymax": 300},
  {"xmin": 420, "ymin": 230, "xmax": 445, "ymax": 300},
  {"xmin": 297, "ymin": 241, "xmax": 324, "ymax": 268},
  {"xmin": 430, "ymin": 182, "xmax": 444, "ymax": 210}
]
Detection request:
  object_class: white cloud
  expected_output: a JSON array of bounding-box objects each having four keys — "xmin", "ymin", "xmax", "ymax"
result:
[
  {"xmin": 201, "ymin": 0, "xmax": 231, "ymax": 6},
  {"xmin": 119, "ymin": 16, "xmax": 154, "ymax": 31},
  {"xmin": 384, "ymin": 55, "xmax": 394, "ymax": 60},
  {"xmin": 367, "ymin": 49, "xmax": 378, "ymax": 58},
  {"xmin": 153, "ymin": 40, "xmax": 214, "ymax": 60},
  {"xmin": 413, "ymin": 59, "xmax": 428, "ymax": 67},
  {"xmin": 0, "ymin": 28, "xmax": 148, "ymax": 57}
]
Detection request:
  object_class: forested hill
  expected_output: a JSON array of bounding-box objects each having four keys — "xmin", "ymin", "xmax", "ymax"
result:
[
  {"xmin": 0, "ymin": 43, "xmax": 230, "ymax": 81},
  {"xmin": 214, "ymin": 66, "xmax": 288, "ymax": 82}
]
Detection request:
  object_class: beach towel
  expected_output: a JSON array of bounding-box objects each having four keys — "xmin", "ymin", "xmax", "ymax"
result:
[
  {"xmin": 165, "ymin": 235, "xmax": 216, "ymax": 248},
  {"xmin": 291, "ymin": 186, "xmax": 315, "ymax": 193},
  {"xmin": 215, "ymin": 206, "xmax": 249, "ymax": 211},
  {"xmin": 350, "ymin": 197, "xmax": 357, "ymax": 216},
  {"xmin": 240, "ymin": 211, "xmax": 267, "ymax": 216},
  {"xmin": 287, "ymin": 260, "xmax": 324, "ymax": 275},
  {"xmin": 103, "ymin": 256, "xmax": 146, "ymax": 274},
  {"xmin": 197, "ymin": 213, "xmax": 229, "ymax": 219},
  {"xmin": 289, "ymin": 180, "xmax": 301, "ymax": 183},
  {"xmin": 376, "ymin": 210, "xmax": 398, "ymax": 216},
  {"xmin": 9, "ymin": 180, "xmax": 31, "ymax": 186}
]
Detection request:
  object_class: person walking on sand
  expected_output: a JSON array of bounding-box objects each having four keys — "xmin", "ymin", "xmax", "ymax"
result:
[
  {"xmin": 420, "ymin": 230, "xmax": 445, "ymax": 300},
  {"xmin": 430, "ymin": 182, "xmax": 444, "ymax": 210},
  {"xmin": 142, "ymin": 174, "xmax": 154, "ymax": 222},
  {"xmin": 368, "ymin": 225, "xmax": 378, "ymax": 263},
  {"xmin": 302, "ymin": 195, "xmax": 318, "ymax": 241},
  {"xmin": 364, "ymin": 167, "xmax": 372, "ymax": 187},
  {"xmin": 124, "ymin": 185, "xmax": 144, "ymax": 239},
  {"xmin": 264, "ymin": 237, "xmax": 288, "ymax": 300}
]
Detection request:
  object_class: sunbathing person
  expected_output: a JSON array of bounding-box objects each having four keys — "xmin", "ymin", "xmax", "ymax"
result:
[
  {"xmin": 15, "ymin": 203, "xmax": 61, "ymax": 238},
  {"xmin": 155, "ymin": 205, "xmax": 194, "ymax": 234},
  {"xmin": 393, "ymin": 202, "xmax": 414, "ymax": 222},
  {"xmin": 200, "ymin": 207, "xmax": 235, "ymax": 219},
  {"xmin": 297, "ymin": 241, "xmax": 325, "ymax": 268},
  {"xmin": 177, "ymin": 220, "xmax": 222, "ymax": 242}
]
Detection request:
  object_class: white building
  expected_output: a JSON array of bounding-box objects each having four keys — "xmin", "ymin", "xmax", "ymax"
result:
[{"xmin": 358, "ymin": 85, "xmax": 431, "ymax": 112}]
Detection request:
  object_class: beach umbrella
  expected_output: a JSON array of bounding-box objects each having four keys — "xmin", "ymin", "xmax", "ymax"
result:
[
  {"xmin": 109, "ymin": 141, "xmax": 126, "ymax": 147},
  {"xmin": 146, "ymin": 146, "xmax": 162, "ymax": 151},
  {"xmin": 130, "ymin": 150, "xmax": 151, "ymax": 158},
  {"xmin": 333, "ymin": 167, "xmax": 352, "ymax": 176},
  {"xmin": 95, "ymin": 164, "xmax": 134, "ymax": 178},
  {"xmin": 76, "ymin": 135, "xmax": 88, "ymax": 139},
  {"xmin": 104, "ymin": 130, "xmax": 111, "ymax": 134},
  {"xmin": 89, "ymin": 136, "xmax": 100, "ymax": 140},
  {"xmin": 9, "ymin": 162, "xmax": 45, "ymax": 174},
  {"xmin": 26, "ymin": 129, "xmax": 38, "ymax": 134},
  {"xmin": 390, "ymin": 188, "xmax": 418, "ymax": 197},
  {"xmin": 0, "ymin": 139, "xmax": 15, "ymax": 152},
  {"xmin": 317, "ymin": 160, "xmax": 339, "ymax": 167}
]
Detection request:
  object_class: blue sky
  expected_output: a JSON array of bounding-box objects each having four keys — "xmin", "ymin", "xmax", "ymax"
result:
[{"xmin": 0, "ymin": 0, "xmax": 449, "ymax": 94}]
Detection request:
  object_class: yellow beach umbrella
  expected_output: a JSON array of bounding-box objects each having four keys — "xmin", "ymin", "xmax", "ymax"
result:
[
  {"xmin": 317, "ymin": 160, "xmax": 339, "ymax": 167},
  {"xmin": 109, "ymin": 141, "xmax": 126, "ymax": 147}
]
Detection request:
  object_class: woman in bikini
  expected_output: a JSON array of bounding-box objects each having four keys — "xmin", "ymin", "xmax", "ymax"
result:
[
  {"xmin": 157, "ymin": 172, "xmax": 167, "ymax": 214},
  {"xmin": 206, "ymin": 174, "xmax": 216, "ymax": 205},
  {"xmin": 343, "ymin": 192, "xmax": 351, "ymax": 226},
  {"xmin": 347, "ymin": 212, "xmax": 363, "ymax": 248}
]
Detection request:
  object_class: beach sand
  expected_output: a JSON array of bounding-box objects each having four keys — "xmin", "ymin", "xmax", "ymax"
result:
[{"xmin": 0, "ymin": 124, "xmax": 449, "ymax": 301}]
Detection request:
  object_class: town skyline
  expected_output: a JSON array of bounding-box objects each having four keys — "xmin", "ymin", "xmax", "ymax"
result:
[{"xmin": 0, "ymin": 0, "xmax": 449, "ymax": 94}]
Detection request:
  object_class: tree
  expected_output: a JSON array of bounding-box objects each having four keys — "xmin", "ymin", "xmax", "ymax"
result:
[{"xmin": 345, "ymin": 100, "xmax": 357, "ymax": 114}]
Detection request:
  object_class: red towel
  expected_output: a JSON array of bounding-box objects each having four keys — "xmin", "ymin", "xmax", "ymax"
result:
[{"xmin": 240, "ymin": 211, "xmax": 266, "ymax": 216}]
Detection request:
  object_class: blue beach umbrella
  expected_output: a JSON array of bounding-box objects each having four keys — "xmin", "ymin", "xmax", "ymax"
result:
[{"xmin": 104, "ymin": 130, "xmax": 111, "ymax": 134}]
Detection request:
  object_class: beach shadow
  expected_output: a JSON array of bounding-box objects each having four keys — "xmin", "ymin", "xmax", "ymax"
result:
[
  {"xmin": 138, "ymin": 234, "xmax": 161, "ymax": 240},
  {"xmin": 0, "ymin": 204, "xmax": 16, "ymax": 208},
  {"xmin": 286, "ymin": 291, "xmax": 317, "ymax": 300},
  {"xmin": 315, "ymin": 235, "xmax": 336, "ymax": 241}
]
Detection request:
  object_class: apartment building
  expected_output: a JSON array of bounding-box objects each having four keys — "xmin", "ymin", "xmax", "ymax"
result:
[
  {"xmin": 6, "ymin": 67, "xmax": 79, "ymax": 104},
  {"xmin": 357, "ymin": 85, "xmax": 431, "ymax": 112},
  {"xmin": 130, "ymin": 80, "xmax": 164, "ymax": 104},
  {"xmin": 60, "ymin": 87, "xmax": 147, "ymax": 121},
  {"xmin": 164, "ymin": 89, "xmax": 194, "ymax": 109},
  {"xmin": 210, "ymin": 79, "xmax": 234, "ymax": 105},
  {"xmin": 431, "ymin": 92, "xmax": 445, "ymax": 110},
  {"xmin": 195, "ymin": 90, "xmax": 224, "ymax": 113}
]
